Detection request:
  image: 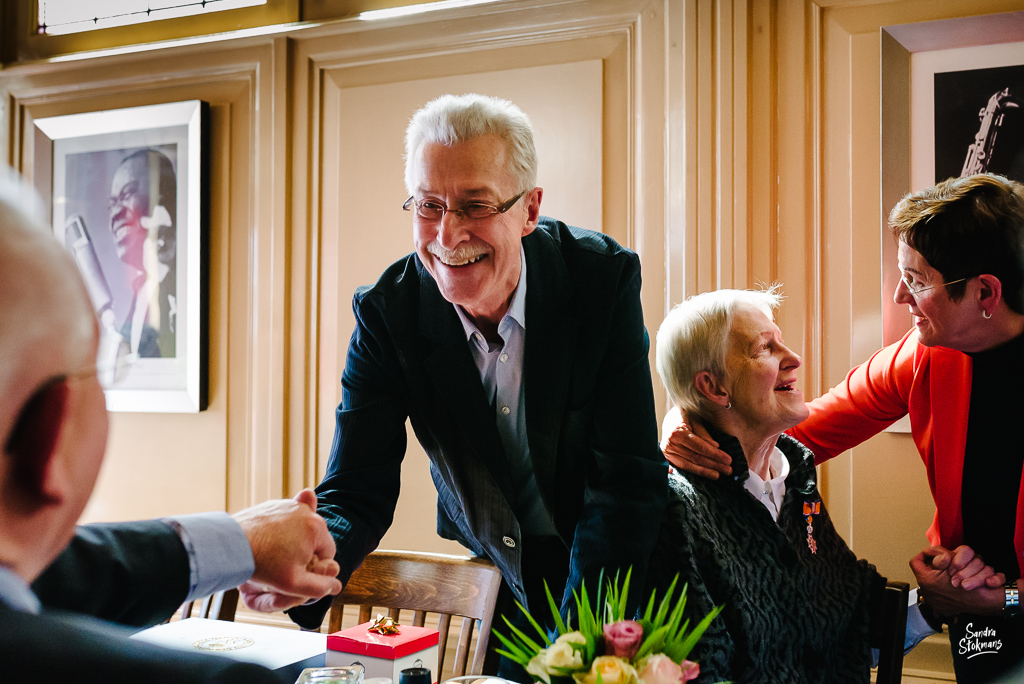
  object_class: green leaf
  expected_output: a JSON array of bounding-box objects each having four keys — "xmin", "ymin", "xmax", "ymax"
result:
[
  {"xmin": 651, "ymin": 575, "xmax": 681, "ymax": 628},
  {"xmin": 664, "ymin": 604, "xmax": 724, "ymax": 662},
  {"xmin": 499, "ymin": 614, "xmax": 545, "ymax": 653},
  {"xmin": 544, "ymin": 580, "xmax": 569, "ymax": 635},
  {"xmin": 634, "ymin": 624, "xmax": 669, "ymax": 661},
  {"xmin": 516, "ymin": 600, "xmax": 554, "ymax": 648},
  {"xmin": 603, "ymin": 567, "xmax": 633, "ymax": 623}
]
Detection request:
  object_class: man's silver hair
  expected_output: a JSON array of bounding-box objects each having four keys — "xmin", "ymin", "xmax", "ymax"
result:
[
  {"xmin": 656, "ymin": 287, "xmax": 782, "ymax": 421},
  {"xmin": 404, "ymin": 93, "xmax": 538, "ymax": 196}
]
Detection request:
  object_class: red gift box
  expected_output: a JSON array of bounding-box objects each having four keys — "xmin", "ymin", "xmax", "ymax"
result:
[{"xmin": 327, "ymin": 621, "xmax": 439, "ymax": 680}]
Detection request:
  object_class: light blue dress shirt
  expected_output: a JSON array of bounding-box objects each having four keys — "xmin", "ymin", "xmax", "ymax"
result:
[
  {"xmin": 0, "ymin": 513, "xmax": 253, "ymax": 615},
  {"xmin": 454, "ymin": 247, "xmax": 557, "ymax": 536},
  {"xmin": 0, "ymin": 564, "xmax": 41, "ymax": 614},
  {"xmin": 163, "ymin": 512, "xmax": 255, "ymax": 602}
]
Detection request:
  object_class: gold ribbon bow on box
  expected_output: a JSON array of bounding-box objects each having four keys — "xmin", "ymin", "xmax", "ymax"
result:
[{"xmin": 368, "ymin": 614, "xmax": 401, "ymax": 635}]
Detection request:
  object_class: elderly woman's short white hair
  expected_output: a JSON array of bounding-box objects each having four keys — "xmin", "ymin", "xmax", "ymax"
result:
[{"xmin": 656, "ymin": 288, "xmax": 782, "ymax": 420}]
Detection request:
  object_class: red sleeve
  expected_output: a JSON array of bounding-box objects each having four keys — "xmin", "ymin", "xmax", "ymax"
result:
[{"xmin": 788, "ymin": 330, "xmax": 919, "ymax": 464}]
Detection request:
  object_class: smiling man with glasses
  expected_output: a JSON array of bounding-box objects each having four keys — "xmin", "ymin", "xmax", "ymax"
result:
[{"xmin": 281, "ymin": 94, "xmax": 668, "ymax": 681}]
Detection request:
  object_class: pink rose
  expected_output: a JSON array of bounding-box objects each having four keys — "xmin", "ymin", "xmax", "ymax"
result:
[
  {"xmin": 637, "ymin": 654, "xmax": 699, "ymax": 684},
  {"xmin": 603, "ymin": 620, "xmax": 644, "ymax": 660},
  {"xmin": 679, "ymin": 661, "xmax": 699, "ymax": 681}
]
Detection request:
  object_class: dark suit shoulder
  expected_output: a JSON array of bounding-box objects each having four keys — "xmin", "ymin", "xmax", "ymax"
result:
[
  {"xmin": 33, "ymin": 521, "xmax": 189, "ymax": 627},
  {"xmin": 533, "ymin": 216, "xmax": 638, "ymax": 263},
  {"xmin": 353, "ymin": 254, "xmax": 421, "ymax": 304},
  {"xmin": 0, "ymin": 606, "xmax": 285, "ymax": 683}
]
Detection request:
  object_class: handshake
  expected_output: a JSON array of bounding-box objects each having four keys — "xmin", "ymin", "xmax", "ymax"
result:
[{"xmin": 232, "ymin": 488, "xmax": 342, "ymax": 613}]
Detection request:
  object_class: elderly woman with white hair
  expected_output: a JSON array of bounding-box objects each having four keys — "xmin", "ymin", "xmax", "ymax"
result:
[{"xmin": 646, "ymin": 288, "xmax": 890, "ymax": 683}]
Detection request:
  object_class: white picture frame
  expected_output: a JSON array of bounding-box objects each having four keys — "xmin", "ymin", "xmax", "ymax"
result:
[{"xmin": 34, "ymin": 100, "xmax": 209, "ymax": 412}]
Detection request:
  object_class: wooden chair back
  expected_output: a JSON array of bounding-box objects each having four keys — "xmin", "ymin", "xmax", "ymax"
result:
[
  {"xmin": 873, "ymin": 580, "xmax": 909, "ymax": 684},
  {"xmin": 178, "ymin": 587, "xmax": 240, "ymax": 622},
  {"xmin": 328, "ymin": 550, "xmax": 503, "ymax": 678}
]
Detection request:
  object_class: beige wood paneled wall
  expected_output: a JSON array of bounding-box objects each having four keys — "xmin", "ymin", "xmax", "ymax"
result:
[{"xmin": 3, "ymin": 2, "xmax": 1023, "ymax": 673}]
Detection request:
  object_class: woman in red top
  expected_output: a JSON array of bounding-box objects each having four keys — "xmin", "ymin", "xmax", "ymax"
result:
[{"xmin": 666, "ymin": 174, "xmax": 1024, "ymax": 683}]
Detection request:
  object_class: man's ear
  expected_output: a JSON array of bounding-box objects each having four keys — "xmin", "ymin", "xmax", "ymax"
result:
[
  {"xmin": 521, "ymin": 187, "xmax": 543, "ymax": 236},
  {"xmin": 4, "ymin": 379, "xmax": 69, "ymax": 507},
  {"xmin": 694, "ymin": 371, "xmax": 730, "ymax": 408}
]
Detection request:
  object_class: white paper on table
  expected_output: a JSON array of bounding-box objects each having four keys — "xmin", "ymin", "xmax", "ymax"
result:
[{"xmin": 132, "ymin": 617, "xmax": 327, "ymax": 670}]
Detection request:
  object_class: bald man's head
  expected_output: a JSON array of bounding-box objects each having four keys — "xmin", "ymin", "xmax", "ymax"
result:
[
  {"xmin": 0, "ymin": 170, "xmax": 109, "ymax": 582},
  {"xmin": 0, "ymin": 175, "xmax": 95, "ymax": 438}
]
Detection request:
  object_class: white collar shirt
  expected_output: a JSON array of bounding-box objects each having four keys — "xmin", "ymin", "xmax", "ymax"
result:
[{"xmin": 742, "ymin": 446, "xmax": 790, "ymax": 522}]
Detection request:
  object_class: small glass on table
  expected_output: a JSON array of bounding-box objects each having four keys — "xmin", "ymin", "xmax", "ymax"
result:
[{"xmin": 295, "ymin": 665, "xmax": 365, "ymax": 684}]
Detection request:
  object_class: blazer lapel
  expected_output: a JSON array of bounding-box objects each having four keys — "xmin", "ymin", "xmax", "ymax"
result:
[
  {"xmin": 523, "ymin": 231, "xmax": 579, "ymax": 506},
  {"xmin": 417, "ymin": 263, "xmax": 515, "ymax": 489}
]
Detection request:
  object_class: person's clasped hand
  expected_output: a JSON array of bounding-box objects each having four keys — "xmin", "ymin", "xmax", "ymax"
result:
[
  {"xmin": 930, "ymin": 544, "xmax": 1006, "ymax": 590},
  {"xmin": 910, "ymin": 544, "xmax": 1005, "ymax": 618},
  {"xmin": 233, "ymin": 488, "xmax": 342, "ymax": 612},
  {"xmin": 661, "ymin": 406, "xmax": 732, "ymax": 479}
]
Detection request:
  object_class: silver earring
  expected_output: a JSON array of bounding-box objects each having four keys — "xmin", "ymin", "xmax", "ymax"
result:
[
  {"xmin": 725, "ymin": 402, "xmax": 732, "ymax": 409},
  {"xmin": 983, "ymin": 310, "xmax": 992, "ymax": 319}
]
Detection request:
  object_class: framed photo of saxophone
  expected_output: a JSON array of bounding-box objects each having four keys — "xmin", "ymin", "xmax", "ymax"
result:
[{"xmin": 33, "ymin": 101, "xmax": 209, "ymax": 413}]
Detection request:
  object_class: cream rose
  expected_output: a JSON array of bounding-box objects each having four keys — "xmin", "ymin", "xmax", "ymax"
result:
[
  {"xmin": 573, "ymin": 656, "xmax": 639, "ymax": 684},
  {"xmin": 527, "ymin": 652, "xmax": 553, "ymax": 684},
  {"xmin": 547, "ymin": 632, "xmax": 586, "ymax": 669},
  {"xmin": 527, "ymin": 632, "xmax": 588, "ymax": 683}
]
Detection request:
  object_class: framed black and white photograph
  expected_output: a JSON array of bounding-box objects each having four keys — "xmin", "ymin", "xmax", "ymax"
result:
[
  {"xmin": 934, "ymin": 64, "xmax": 1024, "ymax": 183},
  {"xmin": 34, "ymin": 100, "xmax": 209, "ymax": 412}
]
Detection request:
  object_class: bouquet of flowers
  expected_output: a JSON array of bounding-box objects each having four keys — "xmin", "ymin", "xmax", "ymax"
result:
[{"xmin": 493, "ymin": 571, "xmax": 721, "ymax": 684}]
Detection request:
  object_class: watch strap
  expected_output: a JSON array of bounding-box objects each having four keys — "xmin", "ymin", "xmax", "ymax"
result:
[{"xmin": 1005, "ymin": 582, "xmax": 1021, "ymax": 618}]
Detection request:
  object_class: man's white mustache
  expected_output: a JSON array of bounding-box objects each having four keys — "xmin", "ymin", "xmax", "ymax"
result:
[{"xmin": 427, "ymin": 243, "xmax": 487, "ymax": 266}]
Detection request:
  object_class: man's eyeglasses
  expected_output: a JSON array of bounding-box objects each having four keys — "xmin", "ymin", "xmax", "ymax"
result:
[
  {"xmin": 403, "ymin": 191, "xmax": 525, "ymax": 222},
  {"xmin": 900, "ymin": 273, "xmax": 968, "ymax": 296}
]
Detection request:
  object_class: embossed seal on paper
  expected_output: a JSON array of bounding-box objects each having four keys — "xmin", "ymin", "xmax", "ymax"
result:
[{"xmin": 193, "ymin": 636, "xmax": 256, "ymax": 652}]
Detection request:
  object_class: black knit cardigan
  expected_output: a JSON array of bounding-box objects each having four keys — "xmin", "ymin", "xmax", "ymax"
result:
[{"xmin": 645, "ymin": 429, "xmax": 886, "ymax": 683}]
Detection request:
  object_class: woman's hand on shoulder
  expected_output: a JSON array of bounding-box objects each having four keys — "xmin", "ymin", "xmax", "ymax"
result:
[{"xmin": 661, "ymin": 406, "xmax": 732, "ymax": 479}]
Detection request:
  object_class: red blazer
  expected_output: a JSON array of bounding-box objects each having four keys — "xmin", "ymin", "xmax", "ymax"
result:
[{"xmin": 789, "ymin": 329, "xmax": 1024, "ymax": 577}]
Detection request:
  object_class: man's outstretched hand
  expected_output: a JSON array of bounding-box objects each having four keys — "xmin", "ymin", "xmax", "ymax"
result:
[{"xmin": 233, "ymin": 489, "xmax": 342, "ymax": 612}]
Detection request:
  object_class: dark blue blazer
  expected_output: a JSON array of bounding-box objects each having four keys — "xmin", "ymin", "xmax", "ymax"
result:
[
  {"xmin": 0, "ymin": 604, "xmax": 285, "ymax": 683},
  {"xmin": 290, "ymin": 218, "xmax": 667, "ymax": 628},
  {"xmin": 15, "ymin": 521, "xmax": 285, "ymax": 682},
  {"xmin": 33, "ymin": 521, "xmax": 190, "ymax": 627}
]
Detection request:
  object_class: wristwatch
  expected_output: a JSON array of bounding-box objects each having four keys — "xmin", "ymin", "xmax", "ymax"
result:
[
  {"xmin": 1004, "ymin": 582, "xmax": 1021, "ymax": 618},
  {"xmin": 917, "ymin": 593, "xmax": 945, "ymax": 632}
]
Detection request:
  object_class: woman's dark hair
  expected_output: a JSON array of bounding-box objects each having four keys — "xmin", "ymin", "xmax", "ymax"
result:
[{"xmin": 888, "ymin": 174, "xmax": 1024, "ymax": 314}]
